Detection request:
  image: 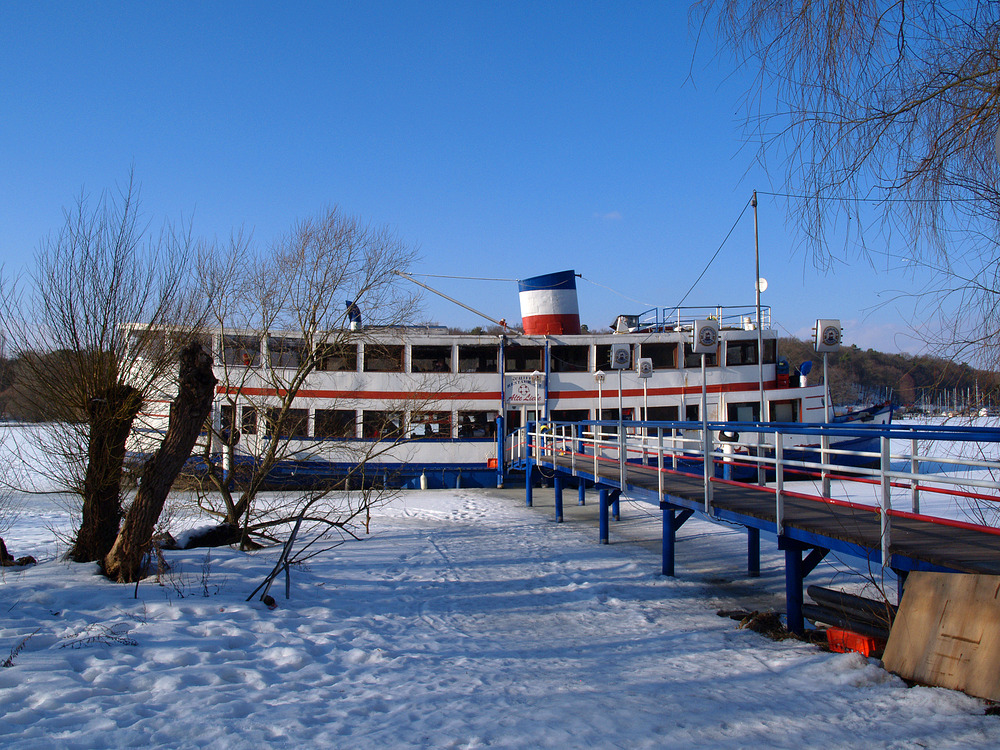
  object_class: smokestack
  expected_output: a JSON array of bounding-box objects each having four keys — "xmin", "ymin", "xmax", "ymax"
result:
[{"xmin": 518, "ymin": 270, "xmax": 581, "ymax": 335}]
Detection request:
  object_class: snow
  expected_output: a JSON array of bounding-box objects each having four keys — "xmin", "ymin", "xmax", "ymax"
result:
[{"xmin": 3, "ymin": 424, "xmax": 1000, "ymax": 748}]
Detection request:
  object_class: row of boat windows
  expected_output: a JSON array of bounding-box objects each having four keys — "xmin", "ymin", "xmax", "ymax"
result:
[
  {"xmin": 220, "ymin": 405, "xmax": 499, "ymax": 440},
  {"xmin": 217, "ymin": 398, "xmax": 800, "ymax": 441},
  {"xmin": 217, "ymin": 337, "xmax": 778, "ymax": 373},
  {"xmin": 540, "ymin": 400, "xmax": 798, "ymax": 425}
]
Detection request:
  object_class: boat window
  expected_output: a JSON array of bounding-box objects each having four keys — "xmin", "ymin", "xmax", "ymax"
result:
[
  {"xmin": 685, "ymin": 404, "xmax": 700, "ymax": 421},
  {"xmin": 315, "ymin": 409, "xmax": 357, "ymax": 439},
  {"xmin": 411, "ymin": 345, "xmax": 452, "ymax": 373},
  {"xmin": 241, "ymin": 407, "xmax": 258, "ymax": 435},
  {"xmin": 725, "ymin": 339, "xmax": 761, "ymax": 366},
  {"xmin": 268, "ymin": 336, "xmax": 306, "ymax": 369},
  {"xmin": 595, "ymin": 343, "xmax": 637, "ymax": 370},
  {"xmin": 218, "ymin": 404, "xmax": 237, "ymax": 441},
  {"xmin": 219, "ymin": 404, "xmax": 234, "ymax": 425},
  {"xmin": 458, "ymin": 345, "xmax": 499, "ymax": 373},
  {"xmin": 364, "ymin": 344, "xmax": 404, "ymax": 372},
  {"xmin": 458, "ymin": 411, "xmax": 497, "ymax": 438},
  {"xmin": 264, "ymin": 407, "xmax": 309, "ymax": 439},
  {"xmin": 504, "ymin": 345, "xmax": 544, "ymax": 373},
  {"xmin": 646, "ymin": 405, "xmax": 680, "ymax": 422},
  {"xmin": 505, "ymin": 409, "xmax": 522, "ymax": 431},
  {"xmin": 769, "ymin": 399, "xmax": 799, "ymax": 422},
  {"xmin": 362, "ymin": 410, "xmax": 404, "ymax": 439},
  {"xmin": 683, "ymin": 343, "xmax": 717, "ymax": 367},
  {"xmin": 727, "ymin": 402, "xmax": 760, "ymax": 422},
  {"xmin": 640, "ymin": 343, "xmax": 677, "ymax": 369},
  {"xmin": 317, "ymin": 342, "xmax": 358, "ymax": 372},
  {"xmin": 763, "ymin": 339, "xmax": 776, "ymax": 365},
  {"xmin": 595, "ymin": 407, "xmax": 634, "ymax": 437},
  {"xmin": 128, "ymin": 329, "xmax": 165, "ymax": 360},
  {"xmin": 222, "ymin": 334, "xmax": 262, "ymax": 367},
  {"xmin": 550, "ymin": 409, "xmax": 590, "ymax": 429},
  {"xmin": 410, "ymin": 411, "xmax": 452, "ymax": 439},
  {"xmin": 550, "ymin": 345, "xmax": 589, "ymax": 372}
]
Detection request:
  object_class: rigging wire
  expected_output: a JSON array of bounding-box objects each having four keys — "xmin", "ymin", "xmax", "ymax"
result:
[
  {"xmin": 578, "ymin": 275, "xmax": 657, "ymax": 311},
  {"xmin": 406, "ymin": 272, "xmax": 518, "ymax": 282},
  {"xmin": 669, "ymin": 195, "xmax": 755, "ymax": 314}
]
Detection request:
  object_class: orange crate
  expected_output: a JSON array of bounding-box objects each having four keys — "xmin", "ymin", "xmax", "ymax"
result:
[{"xmin": 826, "ymin": 627, "xmax": 886, "ymax": 657}]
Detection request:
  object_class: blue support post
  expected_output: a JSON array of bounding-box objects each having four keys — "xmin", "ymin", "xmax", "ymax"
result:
[
  {"xmin": 612, "ymin": 492, "xmax": 621, "ymax": 521},
  {"xmin": 599, "ymin": 488, "xmax": 609, "ymax": 544},
  {"xmin": 661, "ymin": 503, "xmax": 676, "ymax": 576},
  {"xmin": 578, "ymin": 481, "xmax": 586, "ymax": 506},
  {"xmin": 553, "ymin": 475, "xmax": 564, "ymax": 523},
  {"xmin": 778, "ymin": 539, "xmax": 826, "ymax": 635},
  {"xmin": 894, "ymin": 567, "xmax": 908, "ymax": 605},
  {"xmin": 660, "ymin": 502, "xmax": 694, "ymax": 577},
  {"xmin": 747, "ymin": 527, "xmax": 760, "ymax": 578},
  {"xmin": 784, "ymin": 543, "xmax": 805, "ymax": 634}
]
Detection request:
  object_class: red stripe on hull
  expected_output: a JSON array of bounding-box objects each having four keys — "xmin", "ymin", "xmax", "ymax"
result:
[{"xmin": 218, "ymin": 386, "xmax": 504, "ymax": 400}]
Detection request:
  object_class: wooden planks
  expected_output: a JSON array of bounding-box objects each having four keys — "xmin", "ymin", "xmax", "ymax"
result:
[{"xmin": 883, "ymin": 572, "xmax": 1000, "ymax": 701}]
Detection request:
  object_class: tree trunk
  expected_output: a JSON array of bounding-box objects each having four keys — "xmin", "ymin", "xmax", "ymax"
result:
[
  {"xmin": 103, "ymin": 342, "xmax": 217, "ymax": 582},
  {"xmin": 70, "ymin": 383, "xmax": 143, "ymax": 562}
]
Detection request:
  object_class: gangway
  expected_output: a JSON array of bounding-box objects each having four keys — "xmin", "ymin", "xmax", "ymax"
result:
[{"xmin": 508, "ymin": 419, "xmax": 1000, "ymax": 633}]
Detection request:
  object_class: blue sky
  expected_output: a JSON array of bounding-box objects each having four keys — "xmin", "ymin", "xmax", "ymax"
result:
[{"xmin": 1, "ymin": 2, "xmax": 933, "ymax": 352}]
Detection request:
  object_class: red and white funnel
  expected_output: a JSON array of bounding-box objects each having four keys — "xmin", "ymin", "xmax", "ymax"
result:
[{"xmin": 518, "ymin": 270, "xmax": 581, "ymax": 335}]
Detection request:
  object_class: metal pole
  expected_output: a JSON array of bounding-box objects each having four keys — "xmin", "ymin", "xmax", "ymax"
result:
[
  {"xmin": 752, "ymin": 192, "xmax": 768, "ymax": 488},
  {"xmin": 775, "ymin": 436, "xmax": 784, "ymax": 535},
  {"xmin": 753, "ymin": 191, "xmax": 765, "ymax": 424},
  {"xmin": 702, "ymin": 353, "xmax": 711, "ymax": 512},
  {"xmin": 643, "ymin": 379, "xmax": 649, "ymax": 464},
  {"xmin": 881, "ymin": 435, "xmax": 892, "ymax": 569},
  {"xmin": 618, "ymin": 369, "xmax": 626, "ymax": 490},
  {"xmin": 824, "ymin": 351, "xmax": 831, "ymax": 421}
]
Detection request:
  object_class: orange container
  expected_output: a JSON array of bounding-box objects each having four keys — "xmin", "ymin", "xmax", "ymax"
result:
[{"xmin": 826, "ymin": 627, "xmax": 886, "ymax": 657}]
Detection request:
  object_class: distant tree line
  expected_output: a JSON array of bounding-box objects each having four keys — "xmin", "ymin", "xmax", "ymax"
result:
[{"xmin": 778, "ymin": 338, "xmax": 1000, "ymax": 411}]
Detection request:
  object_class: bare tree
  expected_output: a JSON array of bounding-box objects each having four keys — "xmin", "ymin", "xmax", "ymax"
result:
[
  {"xmin": 182, "ymin": 207, "xmax": 422, "ymax": 547},
  {"xmin": 0, "ymin": 175, "xmax": 207, "ymax": 562},
  {"xmin": 693, "ymin": 1, "xmax": 1000, "ymax": 361},
  {"xmin": 103, "ymin": 341, "xmax": 216, "ymax": 582}
]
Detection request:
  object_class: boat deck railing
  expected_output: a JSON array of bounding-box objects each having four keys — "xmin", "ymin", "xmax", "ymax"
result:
[{"xmin": 633, "ymin": 305, "xmax": 772, "ymax": 332}]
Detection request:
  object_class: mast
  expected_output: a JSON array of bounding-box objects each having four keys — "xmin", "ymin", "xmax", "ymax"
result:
[{"xmin": 753, "ymin": 191, "xmax": 765, "ymax": 423}]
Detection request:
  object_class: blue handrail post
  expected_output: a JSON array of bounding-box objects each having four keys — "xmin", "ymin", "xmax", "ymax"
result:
[
  {"xmin": 599, "ymin": 487, "xmax": 609, "ymax": 544},
  {"xmin": 525, "ymin": 421, "xmax": 534, "ymax": 508},
  {"xmin": 495, "ymin": 414, "xmax": 504, "ymax": 488},
  {"xmin": 553, "ymin": 475, "xmax": 564, "ymax": 523}
]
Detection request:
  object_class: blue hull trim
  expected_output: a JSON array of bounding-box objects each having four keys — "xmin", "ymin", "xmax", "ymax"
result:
[{"xmin": 130, "ymin": 452, "xmax": 500, "ymax": 490}]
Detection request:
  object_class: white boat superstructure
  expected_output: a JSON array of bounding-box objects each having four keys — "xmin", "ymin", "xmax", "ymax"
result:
[{"xmin": 128, "ymin": 306, "xmax": 834, "ymax": 489}]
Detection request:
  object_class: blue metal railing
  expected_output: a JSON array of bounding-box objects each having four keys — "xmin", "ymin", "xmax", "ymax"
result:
[{"xmin": 511, "ymin": 418, "xmax": 1000, "ymax": 569}]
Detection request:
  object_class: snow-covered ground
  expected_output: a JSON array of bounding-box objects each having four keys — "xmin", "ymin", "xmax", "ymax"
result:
[{"xmin": 2, "ymin": 424, "xmax": 1000, "ymax": 748}]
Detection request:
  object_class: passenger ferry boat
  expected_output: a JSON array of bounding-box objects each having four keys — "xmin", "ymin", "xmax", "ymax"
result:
[{"xmin": 128, "ymin": 270, "xmax": 888, "ymax": 489}]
